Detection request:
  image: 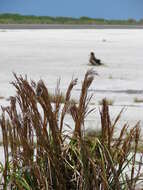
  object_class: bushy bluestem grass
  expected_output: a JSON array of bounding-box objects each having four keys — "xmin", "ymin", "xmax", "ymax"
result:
[{"xmin": 0, "ymin": 70, "xmax": 142, "ymax": 190}]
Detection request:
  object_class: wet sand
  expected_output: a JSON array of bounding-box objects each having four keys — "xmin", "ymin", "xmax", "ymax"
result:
[{"xmin": 0, "ymin": 24, "xmax": 143, "ymax": 29}]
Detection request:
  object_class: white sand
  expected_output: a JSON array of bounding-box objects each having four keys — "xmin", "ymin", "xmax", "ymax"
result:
[
  {"xmin": 0, "ymin": 29, "xmax": 143, "ymax": 185},
  {"xmin": 0, "ymin": 29, "xmax": 143, "ymax": 124}
]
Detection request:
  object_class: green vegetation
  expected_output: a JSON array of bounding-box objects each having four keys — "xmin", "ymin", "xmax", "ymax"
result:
[
  {"xmin": 108, "ymin": 74, "xmax": 113, "ymax": 79},
  {"xmin": 0, "ymin": 70, "xmax": 142, "ymax": 189},
  {"xmin": 0, "ymin": 13, "xmax": 143, "ymax": 25}
]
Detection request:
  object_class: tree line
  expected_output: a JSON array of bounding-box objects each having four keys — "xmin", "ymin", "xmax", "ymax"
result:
[{"xmin": 0, "ymin": 13, "xmax": 142, "ymax": 24}]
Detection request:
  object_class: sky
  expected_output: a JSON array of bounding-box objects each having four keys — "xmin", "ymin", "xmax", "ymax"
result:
[{"xmin": 0, "ymin": 0, "xmax": 143, "ymax": 20}]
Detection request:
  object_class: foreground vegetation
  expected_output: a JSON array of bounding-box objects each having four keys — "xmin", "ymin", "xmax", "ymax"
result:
[
  {"xmin": 0, "ymin": 70, "xmax": 143, "ymax": 189},
  {"xmin": 0, "ymin": 13, "xmax": 143, "ymax": 25}
]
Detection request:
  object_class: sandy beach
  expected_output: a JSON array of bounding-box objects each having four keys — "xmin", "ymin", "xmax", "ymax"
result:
[{"xmin": 0, "ymin": 29, "xmax": 143, "ymax": 133}]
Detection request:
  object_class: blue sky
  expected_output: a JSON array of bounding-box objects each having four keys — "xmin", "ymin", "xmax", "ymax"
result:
[{"xmin": 0, "ymin": 0, "xmax": 143, "ymax": 20}]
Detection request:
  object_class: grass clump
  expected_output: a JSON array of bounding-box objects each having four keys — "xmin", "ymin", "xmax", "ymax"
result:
[
  {"xmin": 108, "ymin": 74, "xmax": 113, "ymax": 79},
  {"xmin": 99, "ymin": 98, "xmax": 114, "ymax": 105},
  {"xmin": 48, "ymin": 91, "xmax": 76, "ymax": 104},
  {"xmin": 134, "ymin": 97, "xmax": 143, "ymax": 103},
  {"xmin": 0, "ymin": 70, "xmax": 142, "ymax": 189}
]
